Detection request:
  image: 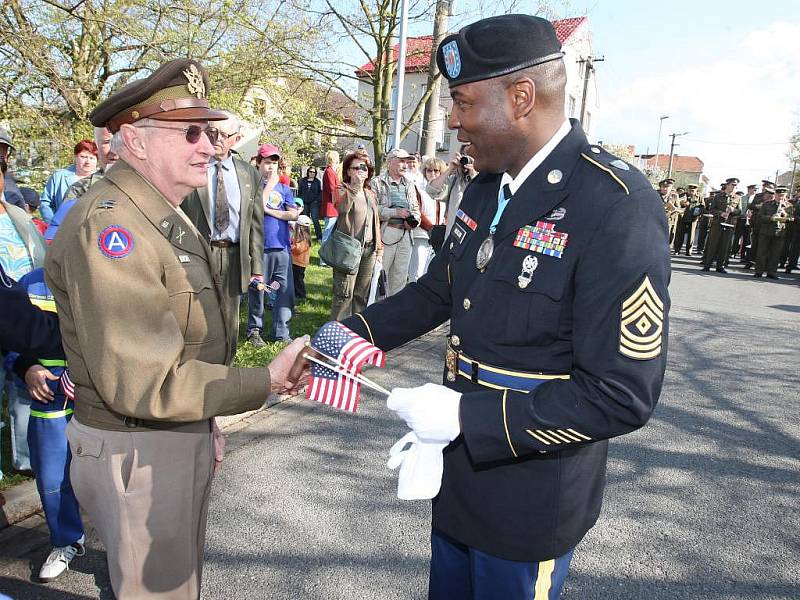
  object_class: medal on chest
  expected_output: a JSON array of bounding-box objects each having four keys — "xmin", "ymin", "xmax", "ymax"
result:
[{"xmin": 477, "ymin": 183, "xmax": 512, "ymax": 270}]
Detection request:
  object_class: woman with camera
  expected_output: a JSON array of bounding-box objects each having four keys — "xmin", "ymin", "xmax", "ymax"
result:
[{"xmin": 329, "ymin": 151, "xmax": 383, "ymax": 320}]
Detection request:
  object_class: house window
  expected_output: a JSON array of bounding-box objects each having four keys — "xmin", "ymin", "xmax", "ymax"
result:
[
  {"xmin": 437, "ymin": 133, "xmax": 451, "ymax": 153},
  {"xmin": 568, "ymin": 95, "xmax": 576, "ymax": 118},
  {"xmin": 253, "ymin": 98, "xmax": 268, "ymax": 115}
]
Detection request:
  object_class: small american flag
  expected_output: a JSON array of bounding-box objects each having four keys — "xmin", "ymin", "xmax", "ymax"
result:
[
  {"xmin": 60, "ymin": 369, "xmax": 75, "ymax": 400},
  {"xmin": 306, "ymin": 322, "xmax": 385, "ymax": 412}
]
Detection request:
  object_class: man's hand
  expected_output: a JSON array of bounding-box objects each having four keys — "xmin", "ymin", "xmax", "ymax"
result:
[
  {"xmin": 268, "ymin": 335, "xmax": 312, "ymax": 394},
  {"xmin": 25, "ymin": 365, "xmax": 58, "ymax": 403},
  {"xmin": 395, "ymin": 208, "xmax": 411, "ymax": 219},
  {"xmin": 386, "ymin": 383, "xmax": 462, "ymax": 443}
]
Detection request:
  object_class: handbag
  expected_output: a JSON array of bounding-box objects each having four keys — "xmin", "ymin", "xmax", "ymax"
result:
[{"xmin": 319, "ymin": 229, "xmax": 362, "ymax": 274}]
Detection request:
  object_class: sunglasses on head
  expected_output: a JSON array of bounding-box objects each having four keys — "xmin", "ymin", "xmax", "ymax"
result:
[
  {"xmin": 350, "ymin": 164, "xmax": 368, "ymax": 171},
  {"xmin": 137, "ymin": 123, "xmax": 219, "ymax": 145}
]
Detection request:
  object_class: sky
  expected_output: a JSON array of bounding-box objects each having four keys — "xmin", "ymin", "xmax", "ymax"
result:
[
  {"xmin": 399, "ymin": 0, "xmax": 800, "ymax": 187},
  {"xmin": 568, "ymin": 0, "xmax": 800, "ymax": 187}
]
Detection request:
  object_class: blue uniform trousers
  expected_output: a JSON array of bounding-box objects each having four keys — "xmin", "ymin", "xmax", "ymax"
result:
[
  {"xmin": 27, "ymin": 397, "xmax": 84, "ymax": 547},
  {"xmin": 429, "ymin": 529, "xmax": 574, "ymax": 600}
]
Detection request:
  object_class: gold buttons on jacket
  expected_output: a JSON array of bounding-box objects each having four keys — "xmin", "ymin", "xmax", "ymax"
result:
[
  {"xmin": 451, "ymin": 335, "xmax": 461, "ymax": 347},
  {"xmin": 463, "ymin": 298, "xmax": 471, "ymax": 310}
]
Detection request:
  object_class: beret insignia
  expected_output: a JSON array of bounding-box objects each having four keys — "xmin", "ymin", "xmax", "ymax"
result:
[
  {"xmin": 442, "ymin": 41, "xmax": 462, "ymax": 79},
  {"xmin": 183, "ymin": 64, "xmax": 206, "ymax": 99},
  {"xmin": 619, "ymin": 275, "xmax": 664, "ymax": 360}
]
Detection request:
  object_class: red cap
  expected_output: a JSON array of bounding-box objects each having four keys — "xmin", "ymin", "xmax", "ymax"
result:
[{"xmin": 257, "ymin": 144, "xmax": 281, "ymax": 159}]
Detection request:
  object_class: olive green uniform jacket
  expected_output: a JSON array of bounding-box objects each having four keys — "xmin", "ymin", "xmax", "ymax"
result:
[{"xmin": 45, "ymin": 161, "xmax": 268, "ymax": 431}]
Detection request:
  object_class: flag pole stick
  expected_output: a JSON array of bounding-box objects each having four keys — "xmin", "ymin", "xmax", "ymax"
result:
[{"xmin": 303, "ymin": 353, "xmax": 391, "ymax": 396}]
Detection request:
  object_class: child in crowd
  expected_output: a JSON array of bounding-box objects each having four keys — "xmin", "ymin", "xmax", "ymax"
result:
[{"xmin": 291, "ymin": 216, "xmax": 312, "ymax": 300}]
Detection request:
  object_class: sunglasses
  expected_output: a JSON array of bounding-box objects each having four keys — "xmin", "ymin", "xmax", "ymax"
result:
[
  {"xmin": 137, "ymin": 124, "xmax": 219, "ymax": 145},
  {"xmin": 425, "ymin": 168, "xmax": 441, "ymax": 173},
  {"xmin": 350, "ymin": 164, "xmax": 369, "ymax": 172}
]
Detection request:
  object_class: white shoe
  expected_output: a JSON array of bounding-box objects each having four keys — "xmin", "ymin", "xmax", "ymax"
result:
[{"xmin": 39, "ymin": 535, "xmax": 85, "ymax": 582}]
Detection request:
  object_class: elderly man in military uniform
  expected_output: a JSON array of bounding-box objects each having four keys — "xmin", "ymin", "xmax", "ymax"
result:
[
  {"xmin": 754, "ymin": 184, "xmax": 789, "ymax": 279},
  {"xmin": 701, "ymin": 177, "xmax": 740, "ymax": 273},
  {"xmin": 302, "ymin": 15, "xmax": 670, "ymax": 598},
  {"xmin": 45, "ymin": 59, "xmax": 307, "ymax": 599}
]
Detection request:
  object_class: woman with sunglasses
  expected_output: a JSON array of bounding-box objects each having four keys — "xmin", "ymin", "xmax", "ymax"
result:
[
  {"xmin": 330, "ymin": 151, "xmax": 383, "ymax": 320},
  {"xmin": 298, "ymin": 166, "xmax": 323, "ymax": 240}
]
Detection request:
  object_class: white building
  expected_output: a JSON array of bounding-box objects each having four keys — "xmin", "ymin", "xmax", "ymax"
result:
[{"xmin": 355, "ymin": 16, "xmax": 599, "ymax": 162}]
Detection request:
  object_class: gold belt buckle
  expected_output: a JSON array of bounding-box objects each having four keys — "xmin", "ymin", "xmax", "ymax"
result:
[{"xmin": 446, "ymin": 343, "xmax": 458, "ymax": 382}]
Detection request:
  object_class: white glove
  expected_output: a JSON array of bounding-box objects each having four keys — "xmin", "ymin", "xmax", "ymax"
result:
[
  {"xmin": 386, "ymin": 383, "xmax": 462, "ymax": 443},
  {"xmin": 387, "ymin": 431, "xmax": 448, "ymax": 500}
]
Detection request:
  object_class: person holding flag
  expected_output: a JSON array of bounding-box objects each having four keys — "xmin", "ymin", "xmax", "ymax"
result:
[{"xmin": 301, "ymin": 14, "xmax": 670, "ymax": 599}]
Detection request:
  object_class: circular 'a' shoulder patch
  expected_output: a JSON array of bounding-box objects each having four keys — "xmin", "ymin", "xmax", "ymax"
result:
[{"xmin": 98, "ymin": 225, "xmax": 134, "ymax": 259}]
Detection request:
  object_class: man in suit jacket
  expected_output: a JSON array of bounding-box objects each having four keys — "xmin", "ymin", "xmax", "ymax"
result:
[{"xmin": 182, "ymin": 111, "xmax": 264, "ymax": 361}]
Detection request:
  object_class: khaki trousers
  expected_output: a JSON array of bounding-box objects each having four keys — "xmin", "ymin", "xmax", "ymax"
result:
[
  {"xmin": 66, "ymin": 418, "xmax": 213, "ymax": 599},
  {"xmin": 330, "ymin": 246, "xmax": 376, "ymax": 321},
  {"xmin": 381, "ymin": 226, "xmax": 412, "ymax": 296},
  {"xmin": 209, "ymin": 244, "xmax": 242, "ymax": 364}
]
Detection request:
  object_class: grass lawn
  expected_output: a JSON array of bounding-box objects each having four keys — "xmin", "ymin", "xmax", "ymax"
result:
[
  {"xmin": 234, "ymin": 242, "xmax": 332, "ymax": 367},
  {"xmin": 0, "ymin": 243, "xmax": 333, "ymax": 491}
]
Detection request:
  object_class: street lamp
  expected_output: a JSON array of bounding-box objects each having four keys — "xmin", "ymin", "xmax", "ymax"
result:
[{"xmin": 654, "ymin": 115, "xmax": 669, "ymax": 172}]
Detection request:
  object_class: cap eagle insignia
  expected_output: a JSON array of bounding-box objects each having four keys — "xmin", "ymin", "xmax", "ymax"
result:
[{"xmin": 183, "ymin": 64, "xmax": 206, "ymax": 99}]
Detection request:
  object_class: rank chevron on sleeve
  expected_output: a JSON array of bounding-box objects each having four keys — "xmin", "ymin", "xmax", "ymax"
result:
[{"xmin": 619, "ymin": 275, "xmax": 664, "ymax": 360}]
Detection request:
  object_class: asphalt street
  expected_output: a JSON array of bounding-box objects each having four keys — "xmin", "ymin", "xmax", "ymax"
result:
[{"xmin": 1, "ymin": 254, "xmax": 798, "ymax": 599}]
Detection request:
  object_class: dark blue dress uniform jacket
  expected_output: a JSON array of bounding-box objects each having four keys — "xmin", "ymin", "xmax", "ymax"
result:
[{"xmin": 342, "ymin": 121, "xmax": 671, "ymax": 562}]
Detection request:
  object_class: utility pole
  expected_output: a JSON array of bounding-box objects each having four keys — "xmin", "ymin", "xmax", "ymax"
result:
[
  {"xmin": 420, "ymin": 0, "xmax": 452, "ymax": 158},
  {"xmin": 667, "ymin": 131, "xmax": 689, "ymax": 178},
  {"xmin": 577, "ymin": 55, "xmax": 604, "ymax": 128},
  {"xmin": 654, "ymin": 115, "xmax": 669, "ymax": 171},
  {"xmin": 790, "ymin": 159, "xmax": 797, "ymax": 197},
  {"xmin": 389, "ymin": 0, "xmax": 410, "ymax": 151}
]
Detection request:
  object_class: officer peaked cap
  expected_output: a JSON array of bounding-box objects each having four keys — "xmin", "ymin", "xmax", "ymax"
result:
[
  {"xmin": 436, "ymin": 14, "xmax": 563, "ymax": 88},
  {"xmin": 90, "ymin": 59, "xmax": 226, "ymax": 133}
]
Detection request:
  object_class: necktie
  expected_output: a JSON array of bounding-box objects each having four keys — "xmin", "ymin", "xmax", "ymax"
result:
[{"xmin": 214, "ymin": 162, "xmax": 230, "ymax": 236}]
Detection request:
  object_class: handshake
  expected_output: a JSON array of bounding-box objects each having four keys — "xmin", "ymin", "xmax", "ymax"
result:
[{"xmin": 385, "ymin": 383, "xmax": 462, "ymax": 500}]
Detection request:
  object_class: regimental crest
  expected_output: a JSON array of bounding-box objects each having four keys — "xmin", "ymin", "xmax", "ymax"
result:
[
  {"xmin": 442, "ymin": 41, "xmax": 462, "ymax": 79},
  {"xmin": 183, "ymin": 64, "xmax": 206, "ymax": 99},
  {"xmin": 619, "ymin": 276, "xmax": 664, "ymax": 360}
]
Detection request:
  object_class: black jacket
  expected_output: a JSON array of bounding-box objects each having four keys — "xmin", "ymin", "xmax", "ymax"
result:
[{"xmin": 343, "ymin": 121, "xmax": 670, "ymax": 562}]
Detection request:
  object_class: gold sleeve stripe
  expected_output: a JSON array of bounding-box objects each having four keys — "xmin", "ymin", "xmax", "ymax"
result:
[
  {"xmin": 526, "ymin": 429, "xmax": 552, "ymax": 445},
  {"xmin": 354, "ymin": 313, "xmax": 374, "ymax": 345},
  {"xmin": 533, "ymin": 559, "xmax": 556, "ymax": 600},
  {"xmin": 558, "ymin": 429, "xmax": 584, "ymax": 442},
  {"xmin": 502, "ymin": 390, "xmax": 518, "ymax": 458},
  {"xmin": 567, "ymin": 429, "xmax": 592, "ymax": 440},
  {"xmin": 548, "ymin": 430, "xmax": 576, "ymax": 443},
  {"xmin": 538, "ymin": 430, "xmax": 564, "ymax": 444},
  {"xmin": 580, "ymin": 153, "xmax": 630, "ymax": 195}
]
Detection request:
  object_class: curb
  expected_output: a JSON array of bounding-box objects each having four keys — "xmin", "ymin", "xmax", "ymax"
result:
[{"xmin": 0, "ymin": 393, "xmax": 293, "ymax": 531}]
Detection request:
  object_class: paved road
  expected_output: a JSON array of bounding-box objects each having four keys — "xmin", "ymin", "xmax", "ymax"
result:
[{"xmin": 1, "ymin": 256, "xmax": 798, "ymax": 599}]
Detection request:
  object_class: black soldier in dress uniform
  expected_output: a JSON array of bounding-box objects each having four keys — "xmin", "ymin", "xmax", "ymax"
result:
[
  {"xmin": 304, "ymin": 14, "xmax": 670, "ymax": 599},
  {"xmin": 701, "ymin": 177, "xmax": 739, "ymax": 273}
]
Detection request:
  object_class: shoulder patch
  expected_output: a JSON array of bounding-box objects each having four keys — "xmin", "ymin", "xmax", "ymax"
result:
[
  {"xmin": 98, "ymin": 225, "xmax": 134, "ymax": 259},
  {"xmin": 619, "ymin": 275, "xmax": 664, "ymax": 360}
]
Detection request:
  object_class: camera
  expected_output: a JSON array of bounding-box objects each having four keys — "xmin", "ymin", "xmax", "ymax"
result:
[
  {"xmin": 459, "ymin": 155, "xmax": 474, "ymax": 167},
  {"xmin": 405, "ymin": 215, "xmax": 420, "ymax": 228}
]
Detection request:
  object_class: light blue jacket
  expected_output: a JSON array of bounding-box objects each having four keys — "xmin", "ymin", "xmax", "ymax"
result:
[{"xmin": 40, "ymin": 165, "xmax": 78, "ymax": 223}]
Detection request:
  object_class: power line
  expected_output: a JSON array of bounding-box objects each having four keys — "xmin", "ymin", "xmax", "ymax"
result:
[{"xmin": 684, "ymin": 138, "xmax": 792, "ymax": 147}]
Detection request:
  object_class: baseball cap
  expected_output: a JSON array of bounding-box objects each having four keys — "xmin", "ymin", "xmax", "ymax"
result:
[{"xmin": 257, "ymin": 144, "xmax": 282, "ymax": 159}]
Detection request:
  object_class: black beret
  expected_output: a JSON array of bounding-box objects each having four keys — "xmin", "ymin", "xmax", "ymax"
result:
[
  {"xmin": 436, "ymin": 14, "xmax": 563, "ymax": 88},
  {"xmin": 90, "ymin": 59, "xmax": 226, "ymax": 133}
]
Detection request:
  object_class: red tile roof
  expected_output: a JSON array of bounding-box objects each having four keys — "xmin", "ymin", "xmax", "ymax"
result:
[
  {"xmin": 638, "ymin": 154, "xmax": 705, "ymax": 173},
  {"xmin": 356, "ymin": 17, "xmax": 587, "ymax": 77}
]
